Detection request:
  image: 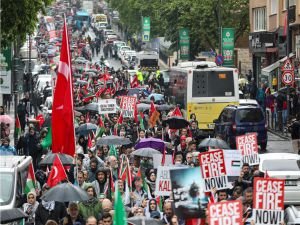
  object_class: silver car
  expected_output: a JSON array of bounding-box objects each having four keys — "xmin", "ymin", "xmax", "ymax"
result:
[{"xmin": 259, "ymin": 153, "xmax": 300, "ymax": 205}]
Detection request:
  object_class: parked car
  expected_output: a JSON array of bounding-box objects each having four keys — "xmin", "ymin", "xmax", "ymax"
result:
[
  {"xmin": 112, "ymin": 41, "xmax": 126, "ymax": 57},
  {"xmin": 285, "ymin": 205, "xmax": 300, "ymax": 224},
  {"xmin": 259, "ymin": 153, "xmax": 300, "ymax": 205},
  {"xmin": 239, "ymin": 99, "xmax": 259, "ymax": 106},
  {"xmin": 117, "ymin": 46, "xmax": 131, "ymax": 60},
  {"xmin": 214, "ymin": 104, "xmax": 267, "ymax": 150}
]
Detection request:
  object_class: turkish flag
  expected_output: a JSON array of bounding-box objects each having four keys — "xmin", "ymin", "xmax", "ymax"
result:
[
  {"xmin": 51, "ymin": 18, "xmax": 75, "ymax": 156},
  {"xmin": 47, "ymin": 155, "xmax": 67, "ymax": 187}
]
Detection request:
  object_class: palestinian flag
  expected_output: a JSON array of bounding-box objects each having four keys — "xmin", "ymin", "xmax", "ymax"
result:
[
  {"xmin": 25, "ymin": 163, "xmax": 36, "ymax": 195},
  {"xmin": 82, "ymin": 93, "xmax": 95, "ymax": 103},
  {"xmin": 138, "ymin": 112, "xmax": 145, "ymax": 130},
  {"xmin": 109, "ymin": 145, "xmax": 117, "ymax": 157},
  {"xmin": 41, "ymin": 127, "xmax": 52, "ymax": 149},
  {"xmin": 156, "ymin": 196, "xmax": 163, "ymax": 211},
  {"xmin": 96, "ymin": 116, "xmax": 106, "ymax": 138},
  {"xmin": 15, "ymin": 115, "xmax": 21, "ymax": 137},
  {"xmin": 95, "ymin": 87, "xmax": 106, "ymax": 97}
]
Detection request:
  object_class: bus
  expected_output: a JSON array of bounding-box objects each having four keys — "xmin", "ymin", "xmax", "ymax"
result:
[
  {"xmin": 135, "ymin": 51, "xmax": 159, "ymax": 71},
  {"xmin": 75, "ymin": 11, "xmax": 90, "ymax": 30},
  {"xmin": 168, "ymin": 61, "xmax": 239, "ymax": 136}
]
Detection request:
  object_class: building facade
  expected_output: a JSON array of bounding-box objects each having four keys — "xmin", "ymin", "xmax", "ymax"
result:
[{"xmin": 249, "ymin": 0, "xmax": 300, "ymax": 89}]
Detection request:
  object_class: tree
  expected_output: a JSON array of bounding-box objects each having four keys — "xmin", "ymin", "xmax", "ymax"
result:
[{"xmin": 1, "ymin": 0, "xmax": 53, "ymax": 48}]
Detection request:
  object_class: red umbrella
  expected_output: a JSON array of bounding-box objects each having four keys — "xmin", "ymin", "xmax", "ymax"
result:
[{"xmin": 0, "ymin": 115, "xmax": 13, "ymax": 124}]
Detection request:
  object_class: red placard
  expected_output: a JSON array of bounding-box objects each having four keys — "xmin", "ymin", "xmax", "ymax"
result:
[
  {"xmin": 236, "ymin": 133, "xmax": 259, "ymax": 165},
  {"xmin": 208, "ymin": 200, "xmax": 243, "ymax": 225},
  {"xmin": 253, "ymin": 177, "xmax": 285, "ymax": 225},
  {"xmin": 198, "ymin": 149, "xmax": 229, "ymax": 191},
  {"xmin": 119, "ymin": 96, "xmax": 137, "ymax": 118}
]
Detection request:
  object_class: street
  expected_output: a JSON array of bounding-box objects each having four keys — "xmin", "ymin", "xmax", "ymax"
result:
[{"xmin": 265, "ymin": 131, "xmax": 293, "ymax": 153}]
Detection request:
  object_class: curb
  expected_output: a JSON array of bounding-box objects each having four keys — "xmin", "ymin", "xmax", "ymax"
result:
[{"xmin": 267, "ymin": 128, "xmax": 290, "ymax": 140}]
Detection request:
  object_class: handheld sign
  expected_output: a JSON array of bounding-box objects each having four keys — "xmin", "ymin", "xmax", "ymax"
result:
[
  {"xmin": 236, "ymin": 133, "xmax": 259, "ymax": 165},
  {"xmin": 119, "ymin": 96, "xmax": 137, "ymax": 118},
  {"xmin": 98, "ymin": 99, "xmax": 117, "ymax": 114},
  {"xmin": 155, "ymin": 166, "xmax": 172, "ymax": 196},
  {"xmin": 253, "ymin": 177, "xmax": 285, "ymax": 225},
  {"xmin": 199, "ymin": 149, "xmax": 229, "ymax": 191},
  {"xmin": 208, "ymin": 200, "xmax": 243, "ymax": 225}
]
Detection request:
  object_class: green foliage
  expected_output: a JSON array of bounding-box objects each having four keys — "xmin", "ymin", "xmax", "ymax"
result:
[
  {"xmin": 109, "ymin": 0, "xmax": 249, "ymax": 58},
  {"xmin": 1, "ymin": 0, "xmax": 53, "ymax": 48}
]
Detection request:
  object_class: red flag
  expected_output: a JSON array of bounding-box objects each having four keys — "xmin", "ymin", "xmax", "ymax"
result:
[
  {"xmin": 149, "ymin": 101, "xmax": 156, "ymax": 117},
  {"xmin": 98, "ymin": 116, "xmax": 104, "ymax": 127},
  {"xmin": 134, "ymin": 103, "xmax": 138, "ymax": 123},
  {"xmin": 171, "ymin": 107, "xmax": 183, "ymax": 117},
  {"xmin": 136, "ymin": 167, "xmax": 142, "ymax": 178},
  {"xmin": 52, "ymin": 18, "xmax": 75, "ymax": 156},
  {"xmin": 47, "ymin": 155, "xmax": 68, "ymax": 187},
  {"xmin": 36, "ymin": 114, "xmax": 45, "ymax": 128},
  {"xmin": 130, "ymin": 75, "xmax": 139, "ymax": 88},
  {"xmin": 95, "ymin": 87, "xmax": 106, "ymax": 97},
  {"xmin": 87, "ymin": 134, "xmax": 92, "ymax": 148}
]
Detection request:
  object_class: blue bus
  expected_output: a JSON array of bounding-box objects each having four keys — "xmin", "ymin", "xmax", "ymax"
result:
[{"xmin": 75, "ymin": 11, "xmax": 90, "ymax": 30}]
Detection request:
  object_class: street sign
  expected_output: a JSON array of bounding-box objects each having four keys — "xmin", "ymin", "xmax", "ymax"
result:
[
  {"xmin": 179, "ymin": 28, "xmax": 190, "ymax": 60},
  {"xmin": 222, "ymin": 28, "xmax": 235, "ymax": 67},
  {"xmin": 215, "ymin": 55, "xmax": 224, "ymax": 66},
  {"xmin": 142, "ymin": 17, "xmax": 150, "ymax": 42},
  {"xmin": 281, "ymin": 71, "xmax": 294, "ymax": 85},
  {"xmin": 281, "ymin": 58, "xmax": 294, "ymax": 71}
]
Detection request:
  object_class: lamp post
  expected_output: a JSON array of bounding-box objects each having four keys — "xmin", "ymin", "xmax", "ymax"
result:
[{"xmin": 13, "ymin": 57, "xmax": 19, "ymax": 148}]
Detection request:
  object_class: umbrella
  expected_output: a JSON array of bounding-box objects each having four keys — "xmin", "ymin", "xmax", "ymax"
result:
[
  {"xmin": 0, "ymin": 115, "xmax": 13, "ymax": 124},
  {"xmin": 137, "ymin": 103, "xmax": 151, "ymax": 112},
  {"xmin": 76, "ymin": 123, "xmax": 97, "ymax": 136},
  {"xmin": 198, "ymin": 138, "xmax": 230, "ymax": 149},
  {"xmin": 76, "ymin": 80, "xmax": 88, "ymax": 85},
  {"xmin": 39, "ymin": 153, "xmax": 74, "ymax": 165},
  {"xmin": 147, "ymin": 93, "xmax": 164, "ymax": 102},
  {"xmin": 81, "ymin": 102, "xmax": 99, "ymax": 112},
  {"xmin": 156, "ymin": 104, "xmax": 175, "ymax": 111},
  {"xmin": 74, "ymin": 110, "xmax": 82, "ymax": 117},
  {"xmin": 162, "ymin": 116, "xmax": 190, "ymax": 129},
  {"xmin": 97, "ymin": 135, "xmax": 131, "ymax": 146},
  {"xmin": 131, "ymin": 147, "xmax": 161, "ymax": 158},
  {"xmin": 135, "ymin": 138, "xmax": 165, "ymax": 152},
  {"xmin": 0, "ymin": 208, "xmax": 28, "ymax": 224},
  {"xmin": 128, "ymin": 216, "xmax": 163, "ymax": 225},
  {"xmin": 41, "ymin": 182, "xmax": 89, "ymax": 202}
]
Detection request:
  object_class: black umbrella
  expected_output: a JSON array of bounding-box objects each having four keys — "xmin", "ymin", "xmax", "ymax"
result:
[
  {"xmin": 97, "ymin": 135, "xmax": 131, "ymax": 146},
  {"xmin": 81, "ymin": 102, "xmax": 99, "ymax": 112},
  {"xmin": 0, "ymin": 208, "xmax": 28, "ymax": 224},
  {"xmin": 198, "ymin": 138, "xmax": 230, "ymax": 149},
  {"xmin": 76, "ymin": 123, "xmax": 97, "ymax": 136},
  {"xmin": 41, "ymin": 182, "xmax": 89, "ymax": 202},
  {"xmin": 128, "ymin": 216, "xmax": 163, "ymax": 225},
  {"xmin": 162, "ymin": 116, "xmax": 190, "ymax": 129},
  {"xmin": 39, "ymin": 153, "xmax": 74, "ymax": 165}
]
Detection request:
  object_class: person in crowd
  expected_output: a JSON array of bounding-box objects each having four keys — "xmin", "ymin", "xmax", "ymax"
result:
[
  {"xmin": 23, "ymin": 127, "xmax": 41, "ymax": 169},
  {"xmin": 88, "ymin": 158, "xmax": 100, "ymax": 182},
  {"xmin": 23, "ymin": 191, "xmax": 39, "ymax": 225},
  {"xmin": 92, "ymin": 168, "xmax": 108, "ymax": 198},
  {"xmin": 101, "ymin": 213, "xmax": 113, "ymax": 225},
  {"xmin": 60, "ymin": 202, "xmax": 85, "ymax": 225},
  {"xmin": 161, "ymin": 201, "xmax": 173, "ymax": 224},
  {"xmin": 0, "ymin": 137, "xmax": 16, "ymax": 155},
  {"xmin": 234, "ymin": 163, "xmax": 252, "ymax": 190},
  {"xmin": 85, "ymin": 216, "xmax": 97, "ymax": 225},
  {"xmin": 145, "ymin": 199, "xmax": 162, "ymax": 219},
  {"xmin": 131, "ymin": 176, "xmax": 147, "ymax": 207}
]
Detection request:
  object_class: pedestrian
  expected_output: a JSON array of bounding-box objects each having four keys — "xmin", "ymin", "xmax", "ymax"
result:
[
  {"xmin": 22, "ymin": 191, "xmax": 39, "ymax": 225},
  {"xmin": 0, "ymin": 137, "xmax": 16, "ymax": 155},
  {"xmin": 60, "ymin": 202, "xmax": 85, "ymax": 225},
  {"xmin": 23, "ymin": 127, "xmax": 41, "ymax": 170},
  {"xmin": 288, "ymin": 115, "xmax": 300, "ymax": 154}
]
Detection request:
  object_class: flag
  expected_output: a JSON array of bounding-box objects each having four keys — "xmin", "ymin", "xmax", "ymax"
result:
[
  {"xmin": 52, "ymin": 18, "xmax": 76, "ymax": 156},
  {"xmin": 96, "ymin": 116, "xmax": 106, "ymax": 138},
  {"xmin": 130, "ymin": 75, "xmax": 139, "ymax": 88},
  {"xmin": 85, "ymin": 112, "xmax": 90, "ymax": 123},
  {"xmin": 156, "ymin": 196, "xmax": 163, "ymax": 212},
  {"xmin": 47, "ymin": 155, "xmax": 68, "ymax": 187},
  {"xmin": 138, "ymin": 112, "xmax": 145, "ymax": 130},
  {"xmin": 113, "ymin": 184, "xmax": 127, "ymax": 225},
  {"xmin": 134, "ymin": 103, "xmax": 138, "ymax": 123},
  {"xmin": 109, "ymin": 145, "xmax": 117, "ymax": 157},
  {"xmin": 149, "ymin": 101, "xmax": 156, "ymax": 117},
  {"xmin": 82, "ymin": 93, "xmax": 95, "ymax": 103},
  {"xmin": 87, "ymin": 134, "xmax": 92, "ymax": 148},
  {"xmin": 95, "ymin": 87, "xmax": 106, "ymax": 98},
  {"xmin": 171, "ymin": 107, "xmax": 182, "ymax": 117},
  {"xmin": 15, "ymin": 115, "xmax": 21, "ymax": 137},
  {"xmin": 41, "ymin": 127, "xmax": 52, "ymax": 149},
  {"xmin": 24, "ymin": 163, "xmax": 36, "ymax": 195},
  {"xmin": 36, "ymin": 114, "xmax": 45, "ymax": 128}
]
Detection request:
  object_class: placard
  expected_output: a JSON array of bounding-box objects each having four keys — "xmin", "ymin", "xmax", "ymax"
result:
[
  {"xmin": 152, "ymin": 154, "xmax": 173, "ymax": 168},
  {"xmin": 155, "ymin": 166, "xmax": 172, "ymax": 196},
  {"xmin": 208, "ymin": 200, "xmax": 243, "ymax": 225},
  {"xmin": 236, "ymin": 133, "xmax": 259, "ymax": 165},
  {"xmin": 253, "ymin": 178, "xmax": 285, "ymax": 225},
  {"xmin": 119, "ymin": 96, "xmax": 137, "ymax": 118},
  {"xmin": 98, "ymin": 99, "xmax": 117, "ymax": 114},
  {"xmin": 223, "ymin": 150, "xmax": 242, "ymax": 182},
  {"xmin": 199, "ymin": 150, "xmax": 229, "ymax": 191},
  {"xmin": 170, "ymin": 167, "xmax": 207, "ymax": 219}
]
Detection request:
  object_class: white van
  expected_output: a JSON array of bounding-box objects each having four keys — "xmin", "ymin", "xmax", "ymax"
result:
[{"xmin": 0, "ymin": 156, "xmax": 33, "ymax": 210}]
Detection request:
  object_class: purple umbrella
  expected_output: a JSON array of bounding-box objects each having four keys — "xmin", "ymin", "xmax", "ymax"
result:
[{"xmin": 135, "ymin": 137, "xmax": 165, "ymax": 152}]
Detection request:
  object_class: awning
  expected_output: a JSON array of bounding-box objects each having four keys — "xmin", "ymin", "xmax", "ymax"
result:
[{"xmin": 261, "ymin": 53, "xmax": 295, "ymax": 76}]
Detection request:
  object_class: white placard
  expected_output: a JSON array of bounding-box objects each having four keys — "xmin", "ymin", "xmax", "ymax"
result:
[{"xmin": 98, "ymin": 99, "xmax": 117, "ymax": 114}]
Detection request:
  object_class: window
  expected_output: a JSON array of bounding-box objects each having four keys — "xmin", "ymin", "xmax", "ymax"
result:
[
  {"xmin": 253, "ymin": 7, "xmax": 266, "ymax": 31},
  {"xmin": 236, "ymin": 108, "xmax": 264, "ymax": 123},
  {"xmin": 270, "ymin": 0, "xmax": 278, "ymax": 15},
  {"xmin": 283, "ymin": 0, "xmax": 296, "ymax": 9}
]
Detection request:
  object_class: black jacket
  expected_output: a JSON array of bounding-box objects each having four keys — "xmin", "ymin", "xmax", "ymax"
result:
[{"xmin": 35, "ymin": 202, "xmax": 67, "ymax": 225}]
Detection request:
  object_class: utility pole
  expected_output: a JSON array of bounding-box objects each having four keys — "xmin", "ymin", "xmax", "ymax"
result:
[
  {"xmin": 218, "ymin": 0, "xmax": 222, "ymax": 56},
  {"xmin": 286, "ymin": 0, "xmax": 290, "ymax": 123}
]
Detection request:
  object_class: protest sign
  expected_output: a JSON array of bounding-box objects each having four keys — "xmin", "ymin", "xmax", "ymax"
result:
[
  {"xmin": 119, "ymin": 96, "xmax": 137, "ymax": 118},
  {"xmin": 170, "ymin": 167, "xmax": 207, "ymax": 219},
  {"xmin": 223, "ymin": 150, "xmax": 242, "ymax": 182},
  {"xmin": 253, "ymin": 178, "xmax": 285, "ymax": 225},
  {"xmin": 152, "ymin": 154, "xmax": 173, "ymax": 168},
  {"xmin": 199, "ymin": 150, "xmax": 229, "ymax": 191},
  {"xmin": 155, "ymin": 166, "xmax": 172, "ymax": 196},
  {"xmin": 208, "ymin": 200, "xmax": 243, "ymax": 225},
  {"xmin": 236, "ymin": 133, "xmax": 259, "ymax": 165},
  {"xmin": 98, "ymin": 99, "xmax": 117, "ymax": 114}
]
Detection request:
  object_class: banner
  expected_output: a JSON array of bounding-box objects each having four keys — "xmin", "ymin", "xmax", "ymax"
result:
[
  {"xmin": 155, "ymin": 166, "xmax": 172, "ymax": 196},
  {"xmin": 223, "ymin": 150, "xmax": 242, "ymax": 183},
  {"xmin": 236, "ymin": 133, "xmax": 259, "ymax": 165},
  {"xmin": 208, "ymin": 200, "xmax": 243, "ymax": 225},
  {"xmin": 222, "ymin": 28, "xmax": 235, "ymax": 67},
  {"xmin": 98, "ymin": 99, "xmax": 117, "ymax": 114},
  {"xmin": 153, "ymin": 154, "xmax": 173, "ymax": 168},
  {"xmin": 120, "ymin": 96, "xmax": 137, "ymax": 118},
  {"xmin": 199, "ymin": 150, "xmax": 229, "ymax": 191},
  {"xmin": 142, "ymin": 17, "xmax": 150, "ymax": 42},
  {"xmin": 0, "ymin": 46, "xmax": 12, "ymax": 94},
  {"xmin": 253, "ymin": 178, "xmax": 285, "ymax": 225},
  {"xmin": 179, "ymin": 28, "xmax": 190, "ymax": 60},
  {"xmin": 170, "ymin": 167, "xmax": 207, "ymax": 219}
]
